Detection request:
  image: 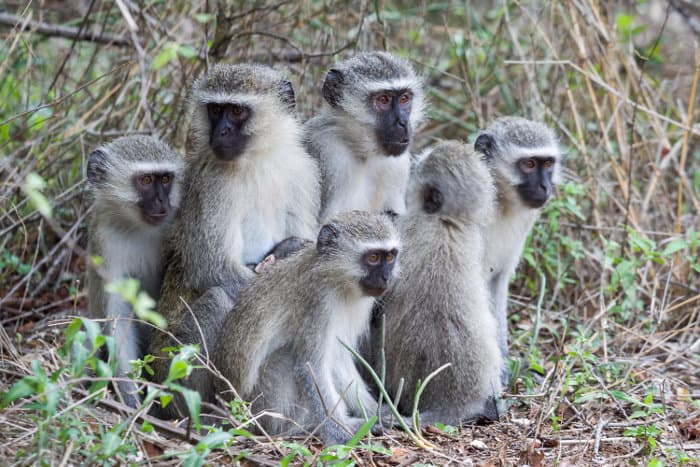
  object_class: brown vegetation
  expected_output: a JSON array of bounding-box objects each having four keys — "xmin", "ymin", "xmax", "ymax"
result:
[{"xmin": 1, "ymin": 1, "xmax": 699, "ymax": 464}]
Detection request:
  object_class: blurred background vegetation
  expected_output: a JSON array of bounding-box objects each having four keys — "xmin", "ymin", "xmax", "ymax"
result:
[{"xmin": 0, "ymin": 0, "xmax": 699, "ymax": 465}]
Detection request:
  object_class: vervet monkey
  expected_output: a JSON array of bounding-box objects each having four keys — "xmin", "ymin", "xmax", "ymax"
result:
[
  {"xmin": 214, "ymin": 211, "xmax": 399, "ymax": 445},
  {"xmin": 377, "ymin": 141, "xmax": 502, "ymax": 425},
  {"xmin": 147, "ymin": 63, "xmax": 320, "ymax": 419},
  {"xmin": 86, "ymin": 135, "xmax": 183, "ymax": 407},
  {"xmin": 474, "ymin": 117, "xmax": 562, "ymax": 384},
  {"xmin": 305, "ymin": 51, "xmax": 426, "ymax": 221}
]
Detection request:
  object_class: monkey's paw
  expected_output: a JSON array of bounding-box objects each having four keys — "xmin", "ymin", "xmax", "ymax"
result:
[{"xmin": 254, "ymin": 254, "xmax": 276, "ymax": 273}]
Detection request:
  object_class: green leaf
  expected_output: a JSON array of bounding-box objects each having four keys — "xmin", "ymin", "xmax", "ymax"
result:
[
  {"xmin": 153, "ymin": 42, "xmax": 178, "ymax": 70},
  {"xmin": 197, "ymin": 431, "xmax": 231, "ymax": 450},
  {"xmin": 194, "ymin": 13, "xmax": 214, "ymax": 23},
  {"xmin": 167, "ymin": 360, "xmax": 190, "ymax": 383},
  {"xmin": 610, "ymin": 390, "xmax": 641, "ymax": 406},
  {"xmin": 346, "ymin": 415, "xmax": 377, "ymax": 447},
  {"xmin": 1, "ymin": 378, "xmax": 37, "ymax": 407},
  {"xmin": 159, "ymin": 392, "xmax": 173, "ymax": 408},
  {"xmin": 178, "ymin": 45, "xmax": 197, "ymax": 58},
  {"xmin": 662, "ymin": 238, "xmax": 688, "ymax": 256},
  {"xmin": 181, "ymin": 387, "xmax": 202, "ymax": 428}
]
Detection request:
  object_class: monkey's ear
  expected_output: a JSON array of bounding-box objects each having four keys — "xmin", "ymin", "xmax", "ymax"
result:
[
  {"xmin": 317, "ymin": 223, "xmax": 340, "ymax": 252},
  {"xmin": 423, "ymin": 185, "xmax": 443, "ymax": 214},
  {"xmin": 279, "ymin": 79, "xmax": 296, "ymax": 112},
  {"xmin": 322, "ymin": 69, "xmax": 344, "ymax": 108},
  {"xmin": 87, "ymin": 149, "xmax": 108, "ymax": 185},
  {"xmin": 474, "ymin": 133, "xmax": 496, "ymax": 161}
]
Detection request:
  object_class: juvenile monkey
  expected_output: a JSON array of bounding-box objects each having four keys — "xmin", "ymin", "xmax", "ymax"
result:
[
  {"xmin": 147, "ymin": 63, "xmax": 320, "ymax": 419},
  {"xmin": 86, "ymin": 135, "xmax": 183, "ymax": 407},
  {"xmin": 214, "ymin": 211, "xmax": 399, "ymax": 445},
  {"xmin": 305, "ymin": 51, "xmax": 426, "ymax": 221},
  {"xmin": 473, "ymin": 117, "xmax": 562, "ymax": 383},
  {"xmin": 377, "ymin": 141, "xmax": 502, "ymax": 425}
]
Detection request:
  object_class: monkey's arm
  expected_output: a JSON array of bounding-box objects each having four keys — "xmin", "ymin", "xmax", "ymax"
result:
[
  {"xmin": 150, "ymin": 286, "xmax": 234, "ymax": 420},
  {"xmin": 104, "ymin": 293, "xmax": 145, "ymax": 408},
  {"xmin": 489, "ymin": 271, "xmax": 511, "ymax": 386}
]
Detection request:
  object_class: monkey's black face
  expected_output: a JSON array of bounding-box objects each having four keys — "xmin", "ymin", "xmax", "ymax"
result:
[
  {"xmin": 359, "ymin": 248, "xmax": 398, "ymax": 296},
  {"xmin": 371, "ymin": 90, "xmax": 413, "ymax": 156},
  {"xmin": 516, "ymin": 157, "xmax": 556, "ymax": 208},
  {"xmin": 133, "ymin": 172, "xmax": 174, "ymax": 225},
  {"xmin": 207, "ymin": 103, "xmax": 252, "ymax": 161}
]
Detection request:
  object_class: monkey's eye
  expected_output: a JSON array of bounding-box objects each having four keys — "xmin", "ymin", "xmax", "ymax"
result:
[
  {"xmin": 208, "ymin": 104, "xmax": 223, "ymax": 117},
  {"xmin": 140, "ymin": 175, "xmax": 153, "ymax": 185},
  {"xmin": 367, "ymin": 253, "xmax": 381, "ymax": 266},
  {"xmin": 398, "ymin": 93, "xmax": 411, "ymax": 105},
  {"xmin": 520, "ymin": 159, "xmax": 537, "ymax": 172},
  {"xmin": 375, "ymin": 94, "xmax": 391, "ymax": 108},
  {"xmin": 543, "ymin": 159, "xmax": 554, "ymax": 169},
  {"xmin": 385, "ymin": 251, "xmax": 395, "ymax": 262},
  {"xmin": 161, "ymin": 174, "xmax": 171, "ymax": 185},
  {"xmin": 231, "ymin": 105, "xmax": 244, "ymax": 116}
]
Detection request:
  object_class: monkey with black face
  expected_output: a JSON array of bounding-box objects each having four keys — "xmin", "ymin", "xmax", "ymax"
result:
[
  {"xmin": 305, "ymin": 51, "xmax": 426, "ymax": 221},
  {"xmin": 376, "ymin": 141, "xmax": 502, "ymax": 426},
  {"xmin": 147, "ymin": 63, "xmax": 320, "ymax": 419},
  {"xmin": 213, "ymin": 211, "xmax": 399, "ymax": 445},
  {"xmin": 473, "ymin": 117, "xmax": 562, "ymax": 384},
  {"xmin": 86, "ymin": 135, "xmax": 183, "ymax": 407}
]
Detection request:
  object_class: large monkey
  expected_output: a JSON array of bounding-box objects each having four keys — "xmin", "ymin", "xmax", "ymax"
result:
[
  {"xmin": 86, "ymin": 135, "xmax": 183, "ymax": 407},
  {"xmin": 377, "ymin": 141, "xmax": 502, "ymax": 425},
  {"xmin": 214, "ymin": 211, "xmax": 399, "ymax": 445},
  {"xmin": 305, "ymin": 51, "xmax": 426, "ymax": 221},
  {"xmin": 474, "ymin": 117, "xmax": 562, "ymax": 384},
  {"xmin": 147, "ymin": 63, "xmax": 320, "ymax": 419}
]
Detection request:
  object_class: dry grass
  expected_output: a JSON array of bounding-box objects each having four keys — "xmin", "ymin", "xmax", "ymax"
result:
[{"xmin": 1, "ymin": 0, "xmax": 699, "ymax": 465}]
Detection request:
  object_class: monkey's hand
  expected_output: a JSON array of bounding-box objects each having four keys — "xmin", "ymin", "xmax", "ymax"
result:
[{"xmin": 254, "ymin": 254, "xmax": 276, "ymax": 273}]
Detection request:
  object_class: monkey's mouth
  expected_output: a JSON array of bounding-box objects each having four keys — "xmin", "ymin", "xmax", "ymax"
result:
[
  {"xmin": 142, "ymin": 212, "xmax": 168, "ymax": 225},
  {"xmin": 381, "ymin": 139, "xmax": 410, "ymax": 156},
  {"xmin": 360, "ymin": 284, "xmax": 388, "ymax": 297}
]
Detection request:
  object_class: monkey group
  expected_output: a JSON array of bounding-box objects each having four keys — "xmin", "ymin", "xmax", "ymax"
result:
[{"xmin": 85, "ymin": 51, "xmax": 563, "ymax": 445}]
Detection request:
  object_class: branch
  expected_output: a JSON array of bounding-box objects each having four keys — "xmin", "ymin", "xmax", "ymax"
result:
[{"xmin": 0, "ymin": 12, "xmax": 129, "ymax": 46}]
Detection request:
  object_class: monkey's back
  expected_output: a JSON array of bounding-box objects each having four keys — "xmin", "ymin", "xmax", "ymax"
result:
[
  {"xmin": 213, "ymin": 247, "xmax": 325, "ymax": 398},
  {"xmin": 382, "ymin": 215, "xmax": 502, "ymax": 423}
]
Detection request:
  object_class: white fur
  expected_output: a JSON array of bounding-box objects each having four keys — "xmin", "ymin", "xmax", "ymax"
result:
[
  {"xmin": 213, "ymin": 113, "xmax": 318, "ymax": 265},
  {"xmin": 318, "ymin": 138, "xmax": 412, "ymax": 222},
  {"xmin": 99, "ymin": 223, "xmax": 165, "ymax": 297},
  {"xmin": 127, "ymin": 161, "xmax": 182, "ymax": 174},
  {"xmin": 485, "ymin": 206, "xmax": 538, "ymax": 279},
  {"xmin": 324, "ymin": 293, "xmax": 377, "ymax": 414}
]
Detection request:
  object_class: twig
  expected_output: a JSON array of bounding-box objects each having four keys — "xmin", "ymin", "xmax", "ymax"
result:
[
  {"xmin": 0, "ymin": 12, "xmax": 129, "ymax": 46},
  {"xmin": 675, "ymin": 45, "xmax": 700, "ymax": 237}
]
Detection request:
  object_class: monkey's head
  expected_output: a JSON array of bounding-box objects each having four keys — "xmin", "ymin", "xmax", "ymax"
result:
[
  {"xmin": 474, "ymin": 117, "xmax": 562, "ymax": 209},
  {"xmin": 87, "ymin": 136, "xmax": 183, "ymax": 227},
  {"xmin": 321, "ymin": 51, "xmax": 425, "ymax": 157},
  {"xmin": 189, "ymin": 63, "xmax": 298, "ymax": 162},
  {"xmin": 315, "ymin": 211, "xmax": 400, "ymax": 298},
  {"xmin": 408, "ymin": 141, "xmax": 495, "ymax": 225}
]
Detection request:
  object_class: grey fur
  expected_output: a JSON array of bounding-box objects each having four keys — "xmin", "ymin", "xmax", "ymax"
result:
[
  {"xmin": 475, "ymin": 116, "xmax": 562, "ymax": 384},
  {"xmin": 147, "ymin": 63, "xmax": 320, "ymax": 419},
  {"xmin": 213, "ymin": 211, "xmax": 400, "ymax": 445},
  {"xmin": 305, "ymin": 51, "xmax": 426, "ymax": 222},
  {"xmin": 86, "ymin": 135, "xmax": 183, "ymax": 408},
  {"xmin": 376, "ymin": 141, "xmax": 502, "ymax": 425}
]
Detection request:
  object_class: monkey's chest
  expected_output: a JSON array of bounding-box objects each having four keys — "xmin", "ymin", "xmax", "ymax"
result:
[{"xmin": 240, "ymin": 201, "xmax": 287, "ymax": 264}]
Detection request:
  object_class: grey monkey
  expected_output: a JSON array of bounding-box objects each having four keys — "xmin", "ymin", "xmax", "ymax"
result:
[
  {"xmin": 473, "ymin": 117, "xmax": 562, "ymax": 384},
  {"xmin": 376, "ymin": 141, "xmax": 502, "ymax": 426},
  {"xmin": 213, "ymin": 211, "xmax": 399, "ymax": 445},
  {"xmin": 147, "ymin": 63, "xmax": 320, "ymax": 419},
  {"xmin": 86, "ymin": 135, "xmax": 183, "ymax": 407},
  {"xmin": 305, "ymin": 51, "xmax": 426, "ymax": 222}
]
